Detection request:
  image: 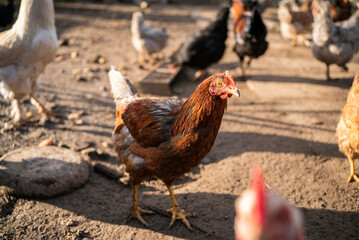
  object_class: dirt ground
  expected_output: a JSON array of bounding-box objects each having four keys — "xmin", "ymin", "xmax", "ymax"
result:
[{"xmin": 1, "ymin": 2, "xmax": 359, "ymax": 240}]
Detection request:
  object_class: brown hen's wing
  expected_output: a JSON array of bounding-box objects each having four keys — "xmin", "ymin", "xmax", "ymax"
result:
[
  {"xmin": 122, "ymin": 98, "xmax": 183, "ymax": 148},
  {"xmin": 342, "ymin": 102, "xmax": 359, "ymax": 150}
]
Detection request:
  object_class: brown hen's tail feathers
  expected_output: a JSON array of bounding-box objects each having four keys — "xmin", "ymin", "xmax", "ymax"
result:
[{"xmin": 109, "ymin": 66, "xmax": 138, "ymax": 107}]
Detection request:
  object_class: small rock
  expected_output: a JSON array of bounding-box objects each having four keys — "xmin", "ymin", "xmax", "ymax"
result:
[
  {"xmin": 82, "ymin": 67, "xmax": 91, "ymax": 73},
  {"xmin": 113, "ymin": 20, "xmax": 121, "ymax": 27},
  {"xmin": 58, "ymin": 142, "xmax": 70, "ymax": 149},
  {"xmin": 73, "ymin": 141, "xmax": 94, "ymax": 152},
  {"xmin": 75, "ymin": 75, "xmax": 88, "ymax": 82},
  {"xmin": 65, "ymin": 220, "xmax": 79, "ymax": 227},
  {"xmin": 25, "ymin": 112, "xmax": 33, "ymax": 119},
  {"xmin": 74, "ymin": 119, "xmax": 83, "ymax": 125},
  {"xmin": 102, "ymin": 141, "xmax": 113, "ymax": 149},
  {"xmin": 91, "ymin": 55, "xmax": 106, "ymax": 64},
  {"xmin": 81, "ymin": 148, "xmax": 110, "ymax": 161},
  {"xmin": 54, "ymin": 55, "xmax": 65, "ymax": 63},
  {"xmin": 68, "ymin": 112, "xmax": 82, "ymax": 120},
  {"xmin": 68, "ymin": 38, "xmax": 76, "ymax": 45},
  {"xmin": 39, "ymin": 139, "xmax": 53, "ymax": 147},
  {"xmin": 58, "ymin": 38, "xmax": 69, "ymax": 46},
  {"xmin": 70, "ymin": 51, "xmax": 78, "ymax": 59},
  {"xmin": 72, "ymin": 68, "xmax": 81, "ymax": 75}
]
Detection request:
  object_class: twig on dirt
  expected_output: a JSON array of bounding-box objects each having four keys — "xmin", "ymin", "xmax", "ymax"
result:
[
  {"xmin": 143, "ymin": 204, "xmax": 212, "ymax": 236},
  {"xmin": 93, "ymin": 162, "xmax": 122, "ymax": 181},
  {"xmin": 93, "ymin": 162, "xmax": 130, "ymax": 186}
]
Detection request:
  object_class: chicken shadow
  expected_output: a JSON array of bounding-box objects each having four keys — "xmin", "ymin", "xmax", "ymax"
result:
[
  {"xmin": 243, "ymin": 74, "xmax": 353, "ymax": 89},
  {"xmin": 54, "ymin": 2, "xmax": 196, "ymax": 35},
  {"xmin": 10, "ymin": 180, "xmax": 358, "ymax": 240},
  {"xmin": 301, "ymin": 207, "xmax": 359, "ymax": 239},
  {"xmin": 205, "ymin": 131, "xmax": 341, "ymax": 165}
]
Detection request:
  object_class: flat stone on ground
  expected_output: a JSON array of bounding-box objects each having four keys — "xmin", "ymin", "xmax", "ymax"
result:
[{"xmin": 0, "ymin": 146, "xmax": 89, "ymax": 198}]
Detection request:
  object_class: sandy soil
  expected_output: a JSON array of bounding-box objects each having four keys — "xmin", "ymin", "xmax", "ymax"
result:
[{"xmin": 1, "ymin": 2, "xmax": 359, "ymax": 240}]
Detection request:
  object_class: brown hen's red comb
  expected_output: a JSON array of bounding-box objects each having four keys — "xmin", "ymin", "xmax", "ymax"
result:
[
  {"xmin": 251, "ymin": 166, "xmax": 265, "ymax": 228},
  {"xmin": 225, "ymin": 71, "xmax": 236, "ymax": 87}
]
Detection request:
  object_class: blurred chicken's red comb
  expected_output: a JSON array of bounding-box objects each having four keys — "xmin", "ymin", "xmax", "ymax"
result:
[{"xmin": 251, "ymin": 165, "xmax": 265, "ymax": 227}]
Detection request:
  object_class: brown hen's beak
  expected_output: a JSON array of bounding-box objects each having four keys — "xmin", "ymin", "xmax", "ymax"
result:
[{"xmin": 226, "ymin": 86, "xmax": 240, "ymax": 97}]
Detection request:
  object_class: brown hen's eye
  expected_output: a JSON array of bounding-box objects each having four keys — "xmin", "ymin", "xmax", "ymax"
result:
[{"xmin": 217, "ymin": 81, "xmax": 222, "ymax": 87}]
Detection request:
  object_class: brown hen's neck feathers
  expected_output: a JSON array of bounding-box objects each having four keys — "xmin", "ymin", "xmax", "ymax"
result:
[{"xmin": 170, "ymin": 78, "xmax": 227, "ymax": 136}]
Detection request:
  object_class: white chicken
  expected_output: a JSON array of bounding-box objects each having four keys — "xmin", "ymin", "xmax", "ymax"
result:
[
  {"xmin": 0, "ymin": 0, "xmax": 58, "ymax": 125},
  {"xmin": 131, "ymin": 11, "xmax": 168, "ymax": 66},
  {"xmin": 235, "ymin": 166, "xmax": 304, "ymax": 240},
  {"xmin": 311, "ymin": 0, "xmax": 359, "ymax": 81}
]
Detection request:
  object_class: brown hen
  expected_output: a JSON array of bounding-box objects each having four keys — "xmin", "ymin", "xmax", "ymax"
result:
[
  {"xmin": 109, "ymin": 68, "xmax": 240, "ymax": 229},
  {"xmin": 337, "ymin": 71, "xmax": 359, "ymax": 183}
]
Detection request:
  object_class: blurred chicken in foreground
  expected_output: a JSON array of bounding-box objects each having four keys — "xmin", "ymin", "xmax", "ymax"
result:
[
  {"xmin": 337, "ymin": 71, "xmax": 359, "ymax": 183},
  {"xmin": 235, "ymin": 166, "xmax": 304, "ymax": 240},
  {"xmin": 131, "ymin": 11, "xmax": 168, "ymax": 66},
  {"xmin": 0, "ymin": 0, "xmax": 58, "ymax": 125},
  {"xmin": 311, "ymin": 0, "xmax": 359, "ymax": 81},
  {"xmin": 170, "ymin": 6, "xmax": 230, "ymax": 80},
  {"xmin": 109, "ymin": 67, "xmax": 239, "ymax": 230},
  {"xmin": 232, "ymin": 0, "xmax": 269, "ymax": 80},
  {"xmin": 278, "ymin": 0, "xmax": 313, "ymax": 47}
]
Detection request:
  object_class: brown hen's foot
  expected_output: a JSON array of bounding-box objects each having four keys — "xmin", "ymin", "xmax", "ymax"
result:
[
  {"xmin": 347, "ymin": 173, "xmax": 359, "ymax": 183},
  {"xmin": 165, "ymin": 184, "xmax": 195, "ymax": 230},
  {"xmin": 127, "ymin": 184, "xmax": 153, "ymax": 227},
  {"xmin": 166, "ymin": 205, "xmax": 195, "ymax": 230},
  {"xmin": 127, "ymin": 205, "xmax": 154, "ymax": 227}
]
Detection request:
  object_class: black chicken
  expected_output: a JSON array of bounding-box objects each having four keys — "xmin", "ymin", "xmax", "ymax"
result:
[
  {"xmin": 0, "ymin": 0, "xmax": 14, "ymax": 29},
  {"xmin": 233, "ymin": 0, "xmax": 268, "ymax": 80},
  {"xmin": 170, "ymin": 5, "xmax": 230, "ymax": 80}
]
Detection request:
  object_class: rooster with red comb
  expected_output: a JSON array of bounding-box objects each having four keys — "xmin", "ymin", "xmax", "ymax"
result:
[
  {"xmin": 109, "ymin": 68, "xmax": 239, "ymax": 230},
  {"xmin": 235, "ymin": 166, "xmax": 305, "ymax": 240}
]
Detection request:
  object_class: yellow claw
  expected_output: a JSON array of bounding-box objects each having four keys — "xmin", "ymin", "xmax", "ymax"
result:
[
  {"xmin": 165, "ymin": 184, "xmax": 195, "ymax": 230},
  {"xmin": 127, "ymin": 184, "xmax": 153, "ymax": 227}
]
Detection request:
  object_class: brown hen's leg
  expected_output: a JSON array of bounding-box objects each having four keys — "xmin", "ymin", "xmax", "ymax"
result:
[
  {"xmin": 29, "ymin": 93, "xmax": 52, "ymax": 117},
  {"xmin": 165, "ymin": 184, "xmax": 195, "ymax": 230},
  {"xmin": 347, "ymin": 157, "xmax": 359, "ymax": 183},
  {"xmin": 127, "ymin": 184, "xmax": 153, "ymax": 227}
]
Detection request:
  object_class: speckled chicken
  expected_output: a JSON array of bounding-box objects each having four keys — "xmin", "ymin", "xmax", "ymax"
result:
[
  {"xmin": 235, "ymin": 166, "xmax": 305, "ymax": 240},
  {"xmin": 336, "ymin": 71, "xmax": 359, "ymax": 183},
  {"xmin": 311, "ymin": 0, "xmax": 359, "ymax": 81},
  {"xmin": 131, "ymin": 11, "xmax": 168, "ymax": 66},
  {"xmin": 278, "ymin": 0, "xmax": 313, "ymax": 47},
  {"xmin": 0, "ymin": 0, "xmax": 58, "ymax": 125},
  {"xmin": 109, "ymin": 67, "xmax": 239, "ymax": 230}
]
